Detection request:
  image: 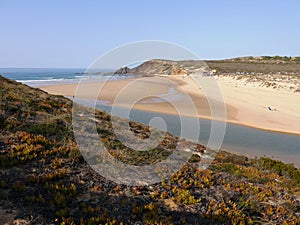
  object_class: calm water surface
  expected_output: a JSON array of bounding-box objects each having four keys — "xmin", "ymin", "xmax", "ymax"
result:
[{"xmin": 96, "ymin": 104, "xmax": 300, "ymax": 167}]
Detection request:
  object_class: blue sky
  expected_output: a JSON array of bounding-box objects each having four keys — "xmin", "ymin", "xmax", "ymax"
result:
[{"xmin": 0, "ymin": 0, "xmax": 299, "ymax": 68}]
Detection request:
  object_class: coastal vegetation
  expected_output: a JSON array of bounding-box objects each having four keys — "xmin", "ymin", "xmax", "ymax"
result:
[
  {"xmin": 115, "ymin": 57, "xmax": 300, "ymax": 76},
  {"xmin": 0, "ymin": 75, "xmax": 299, "ymax": 224},
  {"xmin": 206, "ymin": 59, "xmax": 300, "ymax": 75}
]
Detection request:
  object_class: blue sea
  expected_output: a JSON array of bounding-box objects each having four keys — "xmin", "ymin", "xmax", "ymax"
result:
[{"xmin": 0, "ymin": 68, "xmax": 135, "ymax": 87}]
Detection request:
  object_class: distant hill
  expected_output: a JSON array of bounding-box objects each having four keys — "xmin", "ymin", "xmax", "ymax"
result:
[
  {"xmin": 206, "ymin": 56, "xmax": 300, "ymax": 74},
  {"xmin": 115, "ymin": 56, "xmax": 300, "ymax": 75},
  {"xmin": 225, "ymin": 56, "xmax": 300, "ymax": 63}
]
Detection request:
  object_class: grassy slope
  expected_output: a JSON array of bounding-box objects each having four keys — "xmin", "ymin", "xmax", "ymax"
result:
[
  {"xmin": 0, "ymin": 75, "xmax": 299, "ymax": 224},
  {"xmin": 205, "ymin": 56, "xmax": 300, "ymax": 74}
]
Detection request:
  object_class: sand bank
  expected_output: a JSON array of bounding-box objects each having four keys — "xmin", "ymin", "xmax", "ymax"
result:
[{"xmin": 39, "ymin": 75, "xmax": 300, "ymax": 135}]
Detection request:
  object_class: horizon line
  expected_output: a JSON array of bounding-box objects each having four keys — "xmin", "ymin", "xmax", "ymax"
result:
[{"xmin": 1, "ymin": 55, "xmax": 299, "ymax": 69}]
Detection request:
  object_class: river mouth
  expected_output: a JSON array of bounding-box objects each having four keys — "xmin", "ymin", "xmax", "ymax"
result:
[{"xmin": 73, "ymin": 97, "xmax": 300, "ymax": 168}]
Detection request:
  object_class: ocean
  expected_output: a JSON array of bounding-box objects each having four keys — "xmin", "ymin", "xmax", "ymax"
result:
[{"xmin": 0, "ymin": 68, "xmax": 135, "ymax": 87}]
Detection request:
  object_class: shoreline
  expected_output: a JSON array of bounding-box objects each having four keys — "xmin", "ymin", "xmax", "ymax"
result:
[
  {"xmin": 38, "ymin": 75, "xmax": 300, "ymax": 135},
  {"xmin": 110, "ymin": 103, "xmax": 300, "ymax": 137}
]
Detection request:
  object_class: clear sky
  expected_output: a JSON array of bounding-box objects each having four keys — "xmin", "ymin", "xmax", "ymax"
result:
[{"xmin": 0, "ymin": 0, "xmax": 299, "ymax": 68}]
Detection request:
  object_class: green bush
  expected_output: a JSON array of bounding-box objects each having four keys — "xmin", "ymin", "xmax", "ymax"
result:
[
  {"xmin": 26, "ymin": 123, "xmax": 70, "ymax": 141},
  {"xmin": 252, "ymin": 157, "xmax": 300, "ymax": 183}
]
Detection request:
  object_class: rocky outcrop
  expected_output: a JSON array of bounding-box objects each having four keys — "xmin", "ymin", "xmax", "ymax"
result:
[
  {"xmin": 171, "ymin": 66, "xmax": 187, "ymax": 75},
  {"xmin": 115, "ymin": 66, "xmax": 131, "ymax": 74},
  {"xmin": 115, "ymin": 59, "xmax": 208, "ymax": 76}
]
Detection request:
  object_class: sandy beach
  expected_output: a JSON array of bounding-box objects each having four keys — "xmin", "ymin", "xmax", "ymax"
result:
[{"xmin": 39, "ymin": 75, "xmax": 300, "ymax": 135}]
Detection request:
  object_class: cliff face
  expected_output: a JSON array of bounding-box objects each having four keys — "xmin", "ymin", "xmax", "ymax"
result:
[{"xmin": 115, "ymin": 59, "xmax": 208, "ymax": 76}]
